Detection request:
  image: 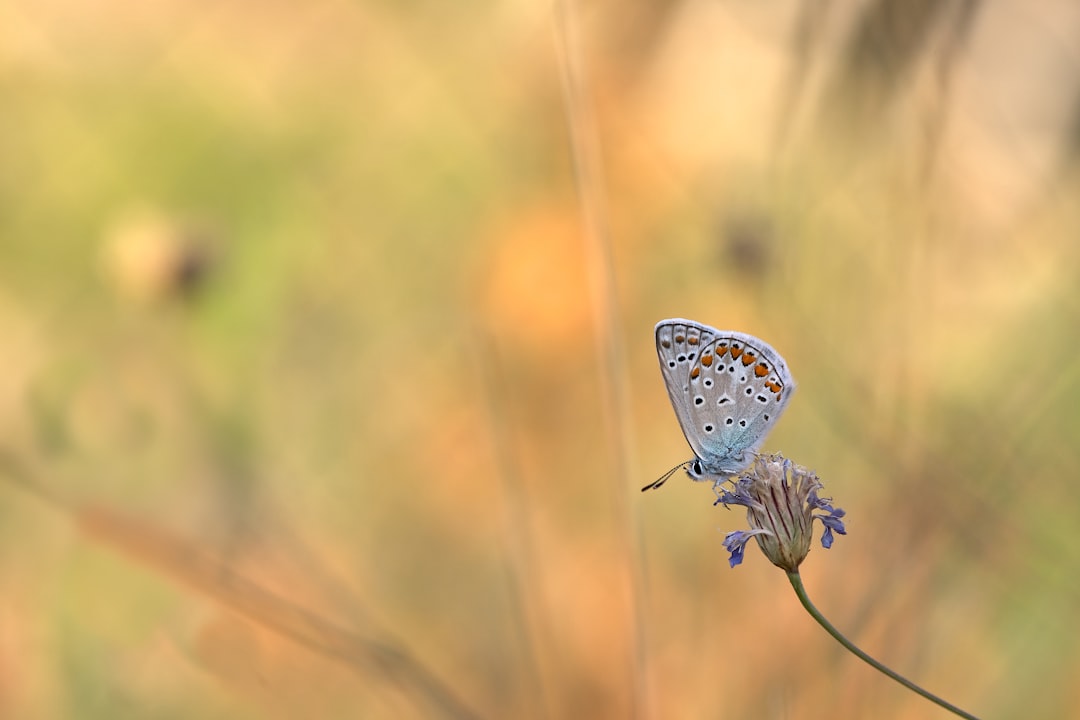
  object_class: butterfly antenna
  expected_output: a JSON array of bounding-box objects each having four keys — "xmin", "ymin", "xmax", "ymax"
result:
[{"xmin": 641, "ymin": 461, "xmax": 689, "ymax": 492}]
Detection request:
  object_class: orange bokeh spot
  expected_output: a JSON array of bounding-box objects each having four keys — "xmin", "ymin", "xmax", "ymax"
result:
[{"xmin": 479, "ymin": 204, "xmax": 590, "ymax": 352}]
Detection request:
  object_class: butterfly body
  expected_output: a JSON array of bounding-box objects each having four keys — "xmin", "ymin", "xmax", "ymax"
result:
[{"xmin": 648, "ymin": 318, "xmax": 794, "ymax": 489}]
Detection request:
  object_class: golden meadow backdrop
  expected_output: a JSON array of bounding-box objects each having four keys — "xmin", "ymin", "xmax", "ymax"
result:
[{"xmin": 1, "ymin": 1, "xmax": 1079, "ymax": 717}]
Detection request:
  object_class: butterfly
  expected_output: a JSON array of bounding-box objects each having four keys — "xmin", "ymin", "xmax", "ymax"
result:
[{"xmin": 644, "ymin": 318, "xmax": 795, "ymax": 491}]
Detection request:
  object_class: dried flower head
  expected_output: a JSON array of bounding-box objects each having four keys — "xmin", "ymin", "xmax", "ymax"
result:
[{"xmin": 715, "ymin": 453, "xmax": 846, "ymax": 570}]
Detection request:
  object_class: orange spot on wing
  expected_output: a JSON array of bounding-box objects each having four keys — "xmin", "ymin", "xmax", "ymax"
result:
[
  {"xmin": 690, "ymin": 367, "xmax": 700, "ymax": 379},
  {"xmin": 729, "ymin": 346, "xmax": 743, "ymax": 361},
  {"xmin": 687, "ymin": 336, "xmax": 699, "ymax": 345},
  {"xmin": 661, "ymin": 340, "xmax": 671, "ymax": 348},
  {"xmin": 715, "ymin": 344, "xmax": 728, "ymax": 358},
  {"xmin": 754, "ymin": 363, "xmax": 769, "ymax": 377},
  {"xmin": 700, "ymin": 354, "xmax": 713, "ymax": 367},
  {"xmin": 741, "ymin": 352, "xmax": 756, "ymax": 366},
  {"xmin": 675, "ymin": 334, "xmax": 685, "ymax": 343}
]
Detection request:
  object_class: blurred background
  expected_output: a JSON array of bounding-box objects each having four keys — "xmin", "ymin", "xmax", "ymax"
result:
[{"xmin": 1, "ymin": 0, "xmax": 1079, "ymax": 718}]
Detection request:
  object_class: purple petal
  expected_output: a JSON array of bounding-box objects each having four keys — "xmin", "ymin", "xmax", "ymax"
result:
[
  {"xmin": 715, "ymin": 488, "xmax": 754, "ymax": 509},
  {"xmin": 820, "ymin": 513, "xmax": 847, "ymax": 535},
  {"xmin": 723, "ymin": 530, "xmax": 753, "ymax": 568},
  {"xmin": 728, "ymin": 544, "xmax": 745, "ymax": 568}
]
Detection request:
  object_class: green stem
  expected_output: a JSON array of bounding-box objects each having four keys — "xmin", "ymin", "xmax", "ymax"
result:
[{"xmin": 787, "ymin": 571, "xmax": 980, "ymax": 720}]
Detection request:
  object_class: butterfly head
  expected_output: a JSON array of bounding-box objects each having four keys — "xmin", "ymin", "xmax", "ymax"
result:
[
  {"xmin": 685, "ymin": 451, "xmax": 754, "ymax": 482},
  {"xmin": 686, "ymin": 458, "xmax": 707, "ymax": 480}
]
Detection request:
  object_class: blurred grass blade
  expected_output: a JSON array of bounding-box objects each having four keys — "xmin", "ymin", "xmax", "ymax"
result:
[
  {"xmin": 552, "ymin": 1, "xmax": 650, "ymax": 716},
  {"xmin": 0, "ymin": 452, "xmax": 486, "ymax": 720}
]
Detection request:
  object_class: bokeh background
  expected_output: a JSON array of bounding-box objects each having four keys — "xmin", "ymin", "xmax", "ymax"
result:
[{"xmin": 2, "ymin": 0, "xmax": 1079, "ymax": 718}]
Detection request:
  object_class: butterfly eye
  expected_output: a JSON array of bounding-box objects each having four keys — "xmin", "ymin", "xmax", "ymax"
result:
[{"xmin": 692, "ymin": 460, "xmax": 703, "ymax": 475}]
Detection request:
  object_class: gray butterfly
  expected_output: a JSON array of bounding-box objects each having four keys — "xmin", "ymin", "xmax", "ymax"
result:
[{"xmin": 644, "ymin": 318, "xmax": 795, "ymax": 490}]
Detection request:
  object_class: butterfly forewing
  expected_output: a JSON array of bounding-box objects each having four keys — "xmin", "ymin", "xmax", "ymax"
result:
[{"xmin": 655, "ymin": 320, "xmax": 718, "ymax": 450}]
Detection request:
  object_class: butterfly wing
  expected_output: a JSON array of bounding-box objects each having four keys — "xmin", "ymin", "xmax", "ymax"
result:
[
  {"xmin": 655, "ymin": 319, "xmax": 795, "ymax": 476},
  {"xmin": 655, "ymin": 319, "xmax": 721, "ymax": 461}
]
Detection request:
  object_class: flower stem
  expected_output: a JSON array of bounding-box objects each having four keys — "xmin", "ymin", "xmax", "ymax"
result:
[{"xmin": 786, "ymin": 571, "xmax": 980, "ymax": 720}]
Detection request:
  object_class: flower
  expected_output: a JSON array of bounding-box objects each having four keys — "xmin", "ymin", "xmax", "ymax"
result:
[{"xmin": 715, "ymin": 454, "xmax": 846, "ymax": 570}]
